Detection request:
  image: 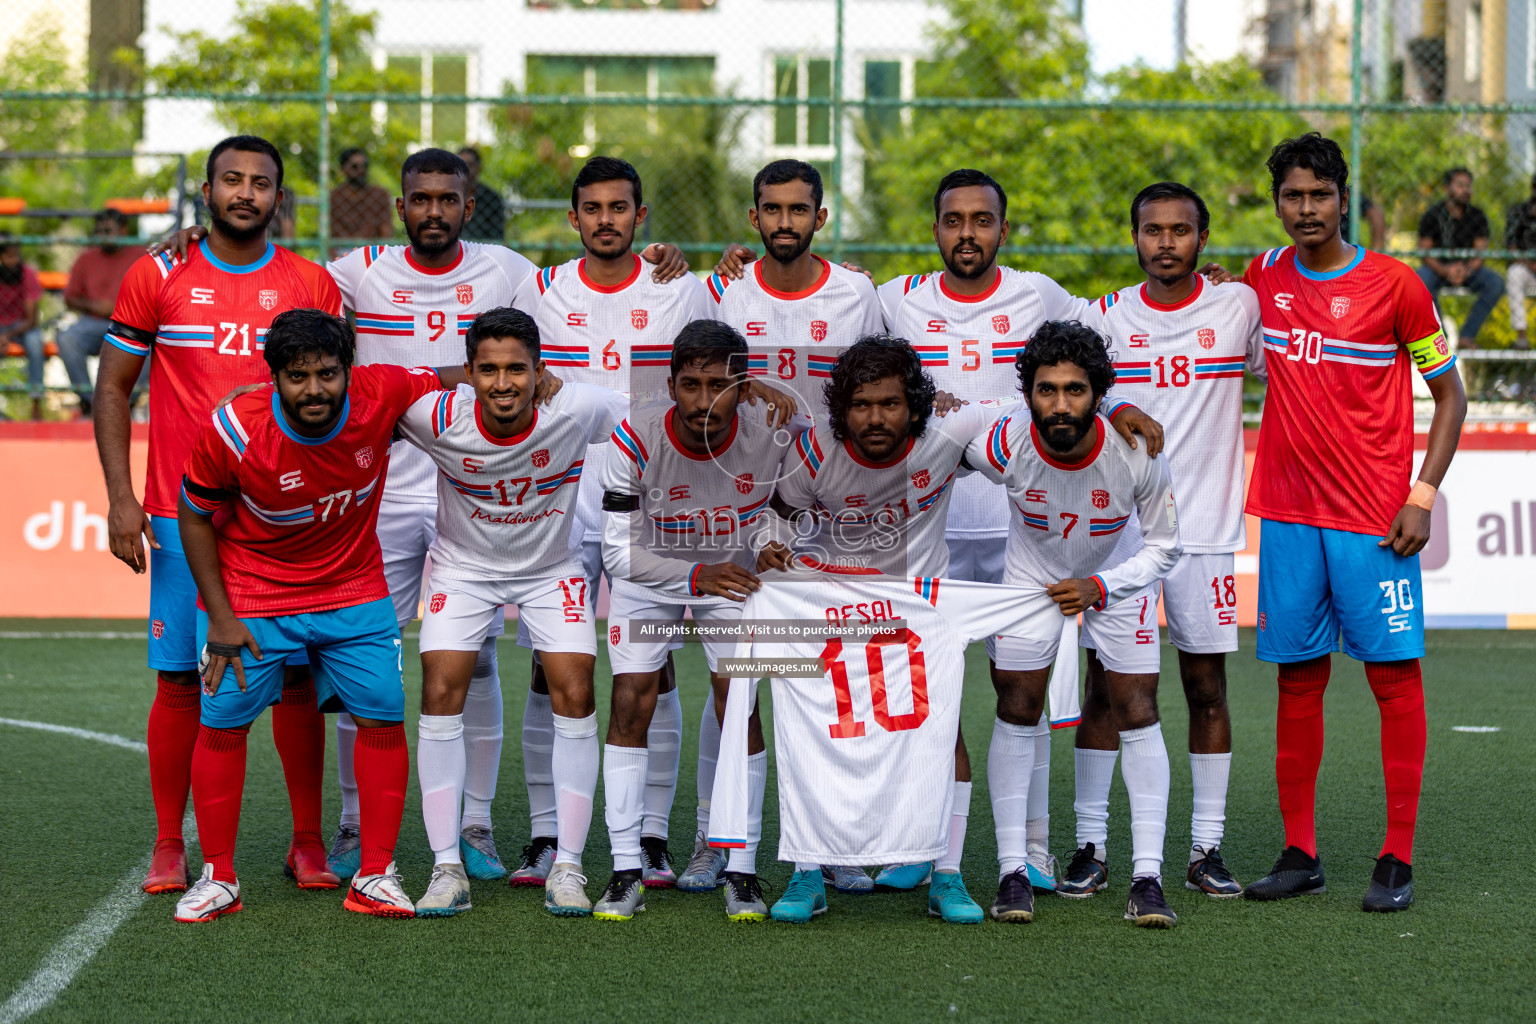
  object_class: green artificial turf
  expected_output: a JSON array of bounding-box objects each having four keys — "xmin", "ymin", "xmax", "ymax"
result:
[{"xmin": 0, "ymin": 622, "xmax": 1531, "ymax": 1022}]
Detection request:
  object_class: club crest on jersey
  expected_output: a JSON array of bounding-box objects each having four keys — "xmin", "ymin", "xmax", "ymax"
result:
[
  {"xmin": 1198, "ymin": 328, "xmax": 1216, "ymax": 349},
  {"xmin": 992, "ymin": 314, "xmax": 1010, "ymax": 335},
  {"xmin": 1331, "ymin": 296, "xmax": 1350, "ymax": 318},
  {"xmin": 631, "ymin": 309, "xmax": 648, "ymax": 330},
  {"xmin": 354, "ymin": 447, "xmax": 374, "ymax": 469},
  {"xmin": 609, "ymin": 624, "xmax": 621, "ymax": 646},
  {"xmin": 531, "ymin": 449, "xmax": 550, "ymax": 469},
  {"xmin": 1091, "ymin": 488, "xmax": 1110, "ymax": 510},
  {"xmin": 810, "ymin": 320, "xmax": 828, "ymax": 342},
  {"xmin": 456, "ymin": 283, "xmax": 474, "ymax": 305},
  {"xmin": 735, "ymin": 473, "xmax": 754, "ymax": 495},
  {"xmin": 1435, "ymin": 335, "xmax": 1449, "ymax": 355},
  {"xmin": 430, "ymin": 593, "xmax": 447, "ymax": 615},
  {"xmin": 911, "ymin": 469, "xmax": 930, "ymax": 489},
  {"xmin": 258, "ymin": 289, "xmax": 279, "ymax": 310},
  {"xmin": 152, "ymin": 619, "xmax": 165, "ymax": 639},
  {"xmin": 1259, "ymin": 612, "xmax": 1267, "ymax": 631}
]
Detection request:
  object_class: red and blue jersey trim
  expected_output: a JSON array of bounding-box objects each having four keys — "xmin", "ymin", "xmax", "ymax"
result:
[
  {"xmin": 611, "ymin": 419, "xmax": 648, "ymax": 474},
  {"xmin": 913, "ymin": 343, "xmax": 948, "ymax": 366},
  {"xmin": 632, "ymin": 344, "xmax": 671, "ymax": 367},
  {"xmin": 992, "ymin": 340, "xmax": 1025, "ymax": 364},
  {"xmin": 738, "ymin": 492, "xmax": 772, "ymax": 526},
  {"xmin": 240, "ymin": 492, "xmax": 316, "ymax": 527},
  {"xmin": 985, "ymin": 416, "xmax": 1013, "ymax": 473},
  {"xmin": 361, "ymin": 244, "xmax": 387, "ymax": 267},
  {"xmin": 1193, "ymin": 356, "xmax": 1245, "ymax": 380},
  {"xmin": 915, "ymin": 474, "xmax": 955, "ymax": 513},
  {"xmin": 1260, "ymin": 246, "xmax": 1291, "ymax": 269},
  {"xmin": 179, "ymin": 480, "xmax": 223, "ymax": 517},
  {"xmin": 431, "ymin": 391, "xmax": 455, "ymax": 437},
  {"xmin": 105, "ymin": 329, "xmax": 152, "ymax": 357},
  {"xmin": 445, "ymin": 474, "xmax": 497, "ymax": 500},
  {"xmin": 1089, "ymin": 575, "xmax": 1109, "ymax": 610},
  {"xmin": 1095, "ymin": 291, "xmax": 1120, "ymax": 315},
  {"xmin": 706, "ymin": 273, "xmax": 730, "ymax": 303},
  {"xmin": 355, "ymin": 312, "xmax": 414, "ymax": 337},
  {"xmin": 1015, "ymin": 503, "xmax": 1050, "ymax": 531},
  {"xmin": 1114, "ymin": 361, "xmax": 1152, "ymax": 384},
  {"xmin": 212, "ymin": 404, "xmax": 250, "ymax": 460},
  {"xmin": 688, "ymin": 562, "xmax": 705, "ymax": 596},
  {"xmin": 1088, "ymin": 513, "xmax": 1130, "ymax": 536},
  {"xmin": 902, "ymin": 273, "xmax": 930, "ymax": 294},
  {"xmin": 795, "ymin": 431, "xmax": 824, "ymax": 478},
  {"xmin": 807, "ymin": 353, "xmax": 837, "ymax": 378},
  {"xmin": 913, "ymin": 575, "xmax": 941, "ymax": 606},
  {"xmin": 744, "ymin": 353, "xmax": 768, "ymax": 376},
  {"xmin": 536, "ymin": 265, "xmax": 557, "ymax": 294},
  {"xmin": 456, "ymin": 312, "xmax": 476, "ymax": 337},
  {"xmin": 535, "ymin": 460, "xmax": 584, "ymax": 495},
  {"xmin": 542, "ymin": 343, "xmax": 590, "ymax": 368}
]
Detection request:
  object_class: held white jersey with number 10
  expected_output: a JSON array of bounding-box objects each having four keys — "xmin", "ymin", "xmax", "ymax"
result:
[{"xmin": 709, "ymin": 562, "xmax": 1048, "ymax": 864}]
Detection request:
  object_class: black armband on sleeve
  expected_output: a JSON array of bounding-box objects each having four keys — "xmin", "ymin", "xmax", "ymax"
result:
[
  {"xmin": 182, "ymin": 477, "xmax": 229, "ymax": 502},
  {"xmin": 107, "ymin": 320, "xmax": 156, "ymax": 349},
  {"xmin": 602, "ymin": 490, "xmax": 641, "ymax": 513}
]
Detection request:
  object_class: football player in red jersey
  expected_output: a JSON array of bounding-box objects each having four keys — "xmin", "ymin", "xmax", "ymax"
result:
[
  {"xmin": 94, "ymin": 135, "xmax": 343, "ymax": 895},
  {"xmin": 173, "ymin": 309, "xmax": 443, "ymax": 921},
  {"xmin": 1236, "ymin": 134, "xmax": 1466, "ymax": 911}
]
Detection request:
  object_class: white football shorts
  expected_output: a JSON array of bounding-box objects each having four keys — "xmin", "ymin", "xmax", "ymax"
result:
[
  {"xmin": 606, "ymin": 581, "xmax": 744, "ymax": 675},
  {"xmin": 420, "ymin": 573, "xmax": 594, "ymax": 655}
]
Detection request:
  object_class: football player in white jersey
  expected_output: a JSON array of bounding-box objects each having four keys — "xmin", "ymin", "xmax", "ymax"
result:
[
  {"xmin": 1061, "ymin": 183, "xmax": 1265, "ymax": 902},
  {"xmin": 706, "ymin": 160, "xmax": 885, "ymax": 435},
  {"xmin": 597, "ymin": 320, "xmax": 808, "ymax": 921},
  {"xmin": 396, "ymin": 307, "xmax": 627, "ymax": 917},
  {"xmin": 965, "ymin": 320, "xmax": 1183, "ymax": 928},
  {"xmin": 761, "ymin": 334, "xmax": 1005, "ymax": 922},
  {"xmin": 877, "ymin": 169, "xmax": 1168, "ymax": 894}
]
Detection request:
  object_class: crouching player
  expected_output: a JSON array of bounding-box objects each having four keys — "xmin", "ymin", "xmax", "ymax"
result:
[
  {"xmin": 174, "ymin": 309, "xmax": 442, "ymax": 921},
  {"xmin": 397, "ymin": 307, "xmax": 625, "ymax": 918},
  {"xmin": 598, "ymin": 320, "xmax": 808, "ymax": 922}
]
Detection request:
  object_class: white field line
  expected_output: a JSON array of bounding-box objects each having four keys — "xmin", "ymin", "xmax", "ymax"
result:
[
  {"xmin": 1451, "ymin": 725, "xmax": 1502, "ymax": 733},
  {"xmin": 0, "ymin": 632, "xmax": 143, "ymax": 640},
  {"xmin": 0, "ymin": 719, "xmax": 193, "ymax": 1024}
]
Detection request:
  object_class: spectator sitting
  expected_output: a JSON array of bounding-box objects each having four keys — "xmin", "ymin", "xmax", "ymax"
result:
[
  {"xmin": 459, "ymin": 146, "xmax": 506, "ymax": 242},
  {"xmin": 59, "ymin": 209, "xmax": 143, "ymax": 417},
  {"xmin": 1417, "ymin": 167, "xmax": 1503, "ymax": 348},
  {"xmin": 1503, "ymin": 172, "xmax": 1536, "ymax": 351},
  {"xmin": 0, "ymin": 238, "xmax": 45, "ymax": 421},
  {"xmin": 329, "ymin": 146, "xmax": 393, "ymax": 249}
]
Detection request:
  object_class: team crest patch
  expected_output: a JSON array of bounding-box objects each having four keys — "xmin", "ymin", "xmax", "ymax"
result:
[
  {"xmin": 609, "ymin": 624, "xmax": 621, "ymax": 646},
  {"xmin": 1435, "ymin": 335, "xmax": 1449, "ymax": 355},
  {"xmin": 151, "ymin": 619, "xmax": 165, "ymax": 639},
  {"xmin": 736, "ymin": 473, "xmax": 754, "ymax": 495},
  {"xmin": 430, "ymin": 593, "xmax": 447, "ymax": 615},
  {"xmin": 1331, "ymin": 295, "xmax": 1350, "ymax": 318},
  {"xmin": 258, "ymin": 289, "xmax": 279, "ymax": 310},
  {"xmin": 631, "ymin": 309, "xmax": 648, "ymax": 330},
  {"xmin": 1198, "ymin": 328, "xmax": 1216, "ymax": 349},
  {"xmin": 456, "ymin": 283, "xmax": 474, "ymax": 305},
  {"xmin": 531, "ymin": 449, "xmax": 550, "ymax": 469},
  {"xmin": 911, "ymin": 469, "xmax": 930, "ymax": 489},
  {"xmin": 354, "ymin": 446, "xmax": 374, "ymax": 469},
  {"xmin": 992, "ymin": 314, "xmax": 1010, "ymax": 335},
  {"xmin": 1259, "ymin": 612, "xmax": 1267, "ymax": 631},
  {"xmin": 1091, "ymin": 488, "xmax": 1110, "ymax": 510},
  {"xmin": 810, "ymin": 320, "xmax": 828, "ymax": 342}
]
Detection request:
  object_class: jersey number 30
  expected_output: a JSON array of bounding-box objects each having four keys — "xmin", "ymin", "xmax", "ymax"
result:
[{"xmin": 820, "ymin": 630, "xmax": 929, "ymax": 738}]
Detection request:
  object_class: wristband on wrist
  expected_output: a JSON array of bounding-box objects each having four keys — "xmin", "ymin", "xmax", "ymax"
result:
[{"xmin": 1406, "ymin": 480, "xmax": 1436, "ymax": 511}]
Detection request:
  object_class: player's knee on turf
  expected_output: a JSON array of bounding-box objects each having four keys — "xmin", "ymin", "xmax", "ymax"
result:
[
  {"xmin": 1178, "ymin": 653, "xmax": 1229, "ymax": 724},
  {"xmin": 539, "ymin": 652, "xmax": 597, "ymax": 718},
  {"xmin": 991, "ymin": 669, "xmax": 1048, "ymax": 726},
  {"xmin": 421, "ymin": 650, "xmax": 479, "ymax": 715},
  {"xmin": 1105, "ymin": 671, "xmax": 1160, "ymax": 732},
  {"xmin": 608, "ymin": 672, "xmax": 662, "ymax": 745}
]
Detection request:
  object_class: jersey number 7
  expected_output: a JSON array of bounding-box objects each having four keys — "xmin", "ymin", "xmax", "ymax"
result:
[{"xmin": 821, "ymin": 629, "xmax": 929, "ymax": 738}]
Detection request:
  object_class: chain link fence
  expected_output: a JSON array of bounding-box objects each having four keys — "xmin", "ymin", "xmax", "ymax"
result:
[{"xmin": 2, "ymin": 0, "xmax": 1535, "ymax": 413}]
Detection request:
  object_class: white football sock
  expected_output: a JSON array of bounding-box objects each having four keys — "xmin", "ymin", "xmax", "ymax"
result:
[
  {"xmin": 794, "ymin": 862, "xmax": 820, "ymax": 873},
  {"xmin": 695, "ymin": 696, "xmax": 721, "ymax": 837},
  {"xmin": 988, "ymin": 718, "xmax": 1035, "ymax": 878},
  {"xmin": 603, "ymin": 744, "xmax": 647, "ymax": 872},
  {"xmin": 1189, "ymin": 751, "xmax": 1232, "ymax": 859},
  {"xmin": 551, "ymin": 712, "xmax": 598, "ymax": 869},
  {"xmin": 936, "ymin": 780, "xmax": 972, "ymax": 874},
  {"xmin": 1074, "ymin": 746, "xmax": 1118, "ymax": 856},
  {"xmin": 522, "ymin": 688, "xmax": 557, "ymax": 838},
  {"xmin": 417, "ymin": 714, "xmax": 465, "ymax": 865},
  {"xmin": 1120, "ymin": 724, "xmax": 1170, "ymax": 880},
  {"xmin": 725, "ymin": 751, "xmax": 766, "ymax": 875},
  {"xmin": 1025, "ymin": 717, "xmax": 1051, "ymax": 851},
  {"xmin": 643, "ymin": 687, "xmax": 681, "ymax": 839},
  {"xmin": 336, "ymin": 713, "xmax": 360, "ymax": 827},
  {"xmin": 460, "ymin": 638, "xmax": 503, "ymax": 832}
]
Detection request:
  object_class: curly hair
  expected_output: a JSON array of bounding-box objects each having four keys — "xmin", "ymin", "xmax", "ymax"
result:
[
  {"xmin": 465, "ymin": 306, "xmax": 540, "ymax": 364},
  {"xmin": 823, "ymin": 334, "xmax": 937, "ymax": 444},
  {"xmin": 1266, "ymin": 132, "xmax": 1349, "ymax": 199},
  {"xmin": 1015, "ymin": 320, "xmax": 1115, "ymax": 402},
  {"xmin": 263, "ymin": 307, "xmax": 354, "ymax": 374}
]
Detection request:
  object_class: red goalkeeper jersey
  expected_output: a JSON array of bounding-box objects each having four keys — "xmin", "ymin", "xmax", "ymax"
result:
[
  {"xmin": 106, "ymin": 241, "xmax": 343, "ymax": 517},
  {"xmin": 1242, "ymin": 245, "xmax": 1453, "ymax": 535},
  {"xmin": 180, "ymin": 364, "xmax": 440, "ymax": 616}
]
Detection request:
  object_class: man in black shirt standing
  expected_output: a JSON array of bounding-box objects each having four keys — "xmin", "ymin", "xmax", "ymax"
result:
[
  {"xmin": 1417, "ymin": 167, "xmax": 1503, "ymax": 348},
  {"xmin": 458, "ymin": 147, "xmax": 507, "ymax": 243}
]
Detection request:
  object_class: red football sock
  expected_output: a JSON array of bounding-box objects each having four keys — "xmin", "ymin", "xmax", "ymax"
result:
[
  {"xmin": 1275, "ymin": 655, "xmax": 1331, "ymax": 858},
  {"xmin": 191, "ymin": 725, "xmax": 250, "ymax": 884},
  {"xmin": 353, "ymin": 723, "xmax": 408, "ymax": 877},
  {"xmin": 1366, "ymin": 660, "xmax": 1426, "ymax": 864},
  {"xmin": 271, "ymin": 674, "xmax": 325, "ymax": 844},
  {"xmin": 146, "ymin": 674, "xmax": 201, "ymax": 845}
]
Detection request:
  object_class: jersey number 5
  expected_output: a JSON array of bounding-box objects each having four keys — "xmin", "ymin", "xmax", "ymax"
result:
[{"xmin": 821, "ymin": 630, "xmax": 929, "ymax": 738}]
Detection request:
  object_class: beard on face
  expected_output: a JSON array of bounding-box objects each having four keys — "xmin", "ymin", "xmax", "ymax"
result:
[
  {"xmin": 1029, "ymin": 403, "xmax": 1095, "ymax": 455},
  {"xmin": 407, "ymin": 212, "xmax": 464, "ymax": 259},
  {"xmin": 941, "ymin": 237, "xmax": 996, "ymax": 280},
  {"xmin": 208, "ymin": 196, "xmax": 276, "ymax": 245},
  {"xmin": 584, "ymin": 223, "xmax": 633, "ymax": 259},
  {"xmin": 761, "ymin": 225, "xmax": 812, "ymax": 264}
]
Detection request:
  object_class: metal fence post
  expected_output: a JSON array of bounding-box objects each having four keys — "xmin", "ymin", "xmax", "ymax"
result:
[
  {"xmin": 317, "ymin": 0, "xmax": 333, "ymax": 259},
  {"xmin": 830, "ymin": 0, "xmax": 845, "ymax": 263},
  {"xmin": 1349, "ymin": 0, "xmax": 1364, "ymax": 246}
]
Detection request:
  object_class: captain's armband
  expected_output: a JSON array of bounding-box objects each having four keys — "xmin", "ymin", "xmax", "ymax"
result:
[
  {"xmin": 1405, "ymin": 330, "xmax": 1455, "ymax": 380},
  {"xmin": 603, "ymin": 490, "xmax": 641, "ymax": 513}
]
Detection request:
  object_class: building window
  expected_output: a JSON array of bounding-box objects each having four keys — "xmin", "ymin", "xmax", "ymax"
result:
[
  {"xmin": 385, "ymin": 53, "xmax": 469, "ymax": 145},
  {"xmin": 526, "ymin": 55, "xmax": 715, "ymax": 149},
  {"xmin": 773, "ymin": 55, "xmax": 833, "ymax": 149},
  {"xmin": 863, "ymin": 59, "xmax": 902, "ymax": 144}
]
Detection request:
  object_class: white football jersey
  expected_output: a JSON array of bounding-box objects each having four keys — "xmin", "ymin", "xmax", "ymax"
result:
[
  {"xmin": 329, "ymin": 241, "xmax": 537, "ymax": 503},
  {"xmin": 1094, "ymin": 276, "xmax": 1265, "ymax": 553},
  {"xmin": 709, "ymin": 563, "xmax": 1046, "ymax": 864},
  {"xmin": 396, "ymin": 382, "xmax": 626, "ymax": 583},
  {"xmin": 601, "ymin": 399, "xmax": 808, "ymax": 607},
  {"xmin": 707, "ymin": 257, "xmax": 884, "ymax": 426},
  {"xmin": 965, "ymin": 412, "xmax": 1182, "ymax": 604},
  {"xmin": 514, "ymin": 254, "xmax": 716, "ymax": 546},
  {"xmin": 774, "ymin": 402, "xmax": 1008, "ymax": 577},
  {"xmin": 878, "ymin": 267, "xmax": 1094, "ymax": 538}
]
